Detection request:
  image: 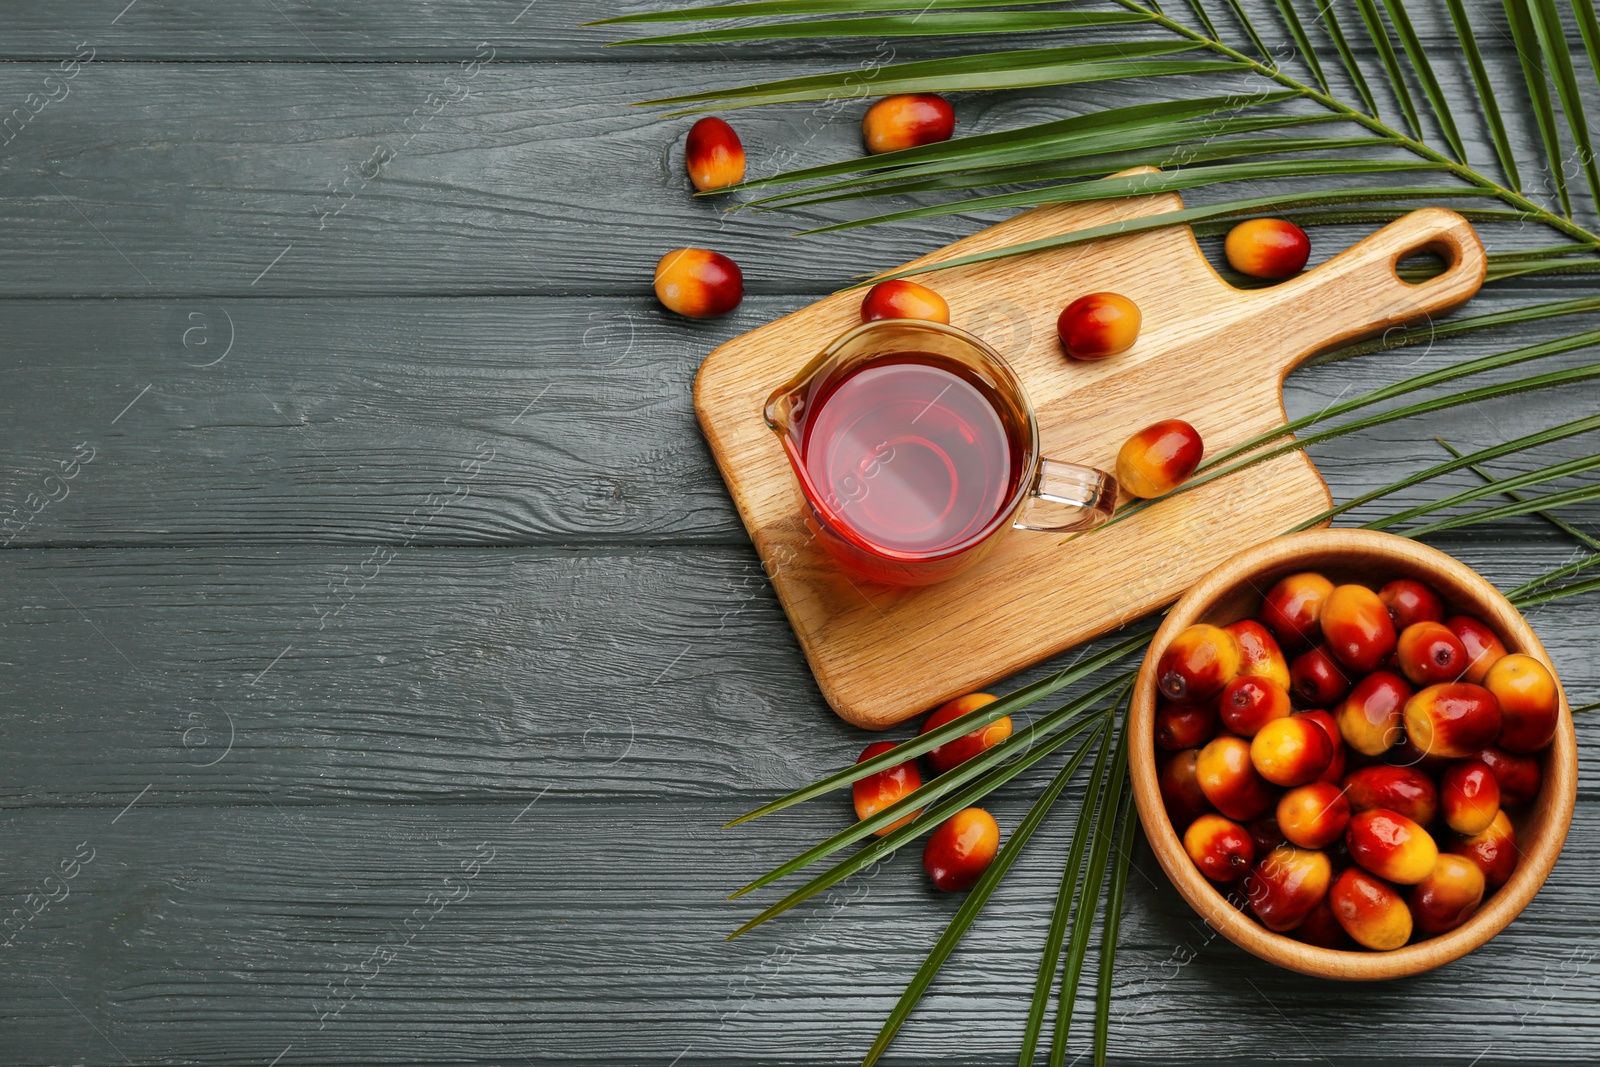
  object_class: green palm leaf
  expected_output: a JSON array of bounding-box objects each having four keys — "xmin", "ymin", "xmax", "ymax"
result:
[
  {"xmin": 613, "ymin": 9, "xmax": 1150, "ymax": 45},
  {"xmin": 1351, "ymin": 0, "xmax": 1423, "ymax": 138},
  {"xmin": 1528, "ymin": 0, "xmax": 1600, "ymax": 212},
  {"xmin": 1311, "ymin": 0, "xmax": 1381, "ymax": 116},
  {"xmin": 1503, "ymin": 0, "xmax": 1573, "ymax": 217},
  {"xmin": 1379, "ymin": 0, "xmax": 1467, "ymax": 160},
  {"xmin": 589, "ymin": 0, "xmax": 1101, "ymax": 25},
  {"xmin": 1444, "ymin": 0, "xmax": 1520, "ymax": 187}
]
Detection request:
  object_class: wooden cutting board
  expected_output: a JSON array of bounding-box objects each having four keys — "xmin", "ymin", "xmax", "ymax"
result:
[{"xmin": 694, "ymin": 183, "xmax": 1486, "ymax": 729}]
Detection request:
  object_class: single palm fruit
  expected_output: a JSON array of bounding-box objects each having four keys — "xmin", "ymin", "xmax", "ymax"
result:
[
  {"xmin": 1445, "ymin": 615, "xmax": 1508, "ymax": 684},
  {"xmin": 1225, "ymin": 619, "xmax": 1291, "ymax": 690},
  {"xmin": 1334, "ymin": 671, "xmax": 1412, "ymax": 756},
  {"xmin": 1346, "ymin": 808, "xmax": 1438, "ymax": 885},
  {"xmin": 1484, "ymin": 653, "xmax": 1560, "ymax": 753},
  {"xmin": 1321, "ymin": 584, "xmax": 1398, "ymax": 673},
  {"xmin": 1218, "ymin": 675, "xmax": 1292, "ymax": 737},
  {"xmin": 1396, "ymin": 621, "xmax": 1469, "ymax": 687},
  {"xmin": 1245, "ymin": 844, "xmax": 1332, "ymax": 932},
  {"xmin": 861, "ymin": 93, "xmax": 955, "ymax": 155},
  {"xmin": 1277, "ymin": 780, "xmax": 1350, "ymax": 850},
  {"xmin": 1056, "ymin": 291, "xmax": 1141, "ymax": 360},
  {"xmin": 1475, "ymin": 745, "xmax": 1541, "ymax": 807},
  {"xmin": 922, "ymin": 807, "xmax": 999, "ymax": 892},
  {"xmin": 919, "ymin": 692, "xmax": 1010, "ymax": 773},
  {"xmin": 1224, "ymin": 218, "xmax": 1311, "ymax": 279},
  {"xmin": 851, "ymin": 741, "xmax": 923, "ymax": 835},
  {"xmin": 1378, "ymin": 578, "xmax": 1444, "ymax": 630},
  {"xmin": 653, "ymin": 247, "xmax": 743, "ymax": 319},
  {"xmin": 1156, "ymin": 623, "xmax": 1240, "ymax": 703},
  {"xmin": 1295, "ymin": 893, "xmax": 1352, "ymax": 949},
  {"xmin": 860, "ymin": 279, "xmax": 950, "ymax": 325},
  {"xmin": 1447, "ymin": 808, "xmax": 1517, "ymax": 889},
  {"xmin": 1440, "ymin": 758, "xmax": 1500, "ymax": 835},
  {"xmin": 1250, "ymin": 715, "xmax": 1333, "ymax": 787},
  {"xmin": 1259, "ymin": 572, "xmax": 1334, "ymax": 649},
  {"xmin": 1410, "ymin": 853, "xmax": 1486, "ymax": 936},
  {"xmin": 1196, "ymin": 735, "xmax": 1276, "ymax": 821},
  {"xmin": 1116, "ymin": 419, "xmax": 1202, "ymax": 498},
  {"xmin": 1184, "ymin": 813, "xmax": 1256, "ymax": 882},
  {"xmin": 1329, "ymin": 867, "xmax": 1412, "ymax": 950},
  {"xmin": 1155, "ymin": 699, "xmax": 1219, "ymax": 751},
  {"xmin": 683, "ymin": 116, "xmax": 746, "ymax": 192},
  {"xmin": 1299, "ymin": 709, "xmax": 1345, "ymax": 784},
  {"xmin": 1403, "ymin": 682, "xmax": 1503, "ymax": 759},
  {"xmin": 1159, "ymin": 748, "xmax": 1213, "ymax": 831},
  {"xmin": 1289, "ymin": 645, "xmax": 1351, "ymax": 707},
  {"xmin": 1341, "ymin": 764, "xmax": 1438, "ymax": 825}
]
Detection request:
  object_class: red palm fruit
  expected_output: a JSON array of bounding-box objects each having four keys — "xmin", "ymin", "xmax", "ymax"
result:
[
  {"xmin": 1403, "ymin": 682, "xmax": 1503, "ymax": 759},
  {"xmin": 920, "ymin": 692, "xmax": 1011, "ymax": 773},
  {"xmin": 1289, "ymin": 645, "xmax": 1352, "ymax": 707},
  {"xmin": 1196, "ymin": 735, "xmax": 1276, "ymax": 821},
  {"xmin": 1057, "ymin": 292, "xmax": 1140, "ymax": 361},
  {"xmin": 1342, "ymin": 764, "xmax": 1439, "ymax": 825},
  {"xmin": 852, "ymin": 741, "xmax": 923, "ymax": 835},
  {"xmin": 1396, "ymin": 621, "xmax": 1469, "ymax": 687},
  {"xmin": 1245, "ymin": 845, "xmax": 1332, "ymax": 932},
  {"xmin": 1246, "ymin": 817, "xmax": 1286, "ymax": 857},
  {"xmin": 1259, "ymin": 572, "xmax": 1335, "ymax": 649},
  {"xmin": 1378, "ymin": 578, "xmax": 1445, "ymax": 630},
  {"xmin": 1329, "ymin": 867, "xmax": 1412, "ymax": 950},
  {"xmin": 1410, "ymin": 853, "xmax": 1486, "ymax": 935},
  {"xmin": 1295, "ymin": 894, "xmax": 1352, "ymax": 949},
  {"xmin": 1321, "ymin": 584, "xmax": 1398, "ymax": 673},
  {"xmin": 1184, "ymin": 813, "xmax": 1256, "ymax": 882},
  {"xmin": 1155, "ymin": 700, "xmax": 1219, "ymax": 751},
  {"xmin": 1448, "ymin": 809, "xmax": 1517, "ymax": 890},
  {"xmin": 860, "ymin": 279, "xmax": 950, "ymax": 325},
  {"xmin": 1156, "ymin": 624, "xmax": 1241, "ymax": 704},
  {"xmin": 1277, "ymin": 781, "xmax": 1351, "ymax": 850},
  {"xmin": 1224, "ymin": 218, "xmax": 1311, "ymax": 279},
  {"xmin": 1251, "ymin": 716, "xmax": 1333, "ymax": 786},
  {"xmin": 1475, "ymin": 746, "xmax": 1541, "ymax": 807},
  {"xmin": 1440, "ymin": 759, "xmax": 1500, "ymax": 835},
  {"xmin": 1116, "ymin": 419, "xmax": 1202, "ymax": 498},
  {"xmin": 1445, "ymin": 615, "xmax": 1508, "ymax": 684},
  {"xmin": 1225, "ymin": 619, "xmax": 1291, "ymax": 690},
  {"xmin": 1484, "ymin": 653, "xmax": 1560, "ymax": 753},
  {"xmin": 1218, "ymin": 676, "xmax": 1291, "ymax": 737},
  {"xmin": 683, "ymin": 117, "xmax": 746, "ymax": 192},
  {"xmin": 862, "ymin": 93, "xmax": 955, "ymax": 155},
  {"xmin": 1346, "ymin": 808, "xmax": 1438, "ymax": 885},
  {"xmin": 1333, "ymin": 671, "xmax": 1412, "ymax": 756},
  {"xmin": 922, "ymin": 807, "xmax": 999, "ymax": 892},
  {"xmin": 1159, "ymin": 749, "xmax": 1213, "ymax": 830},
  {"xmin": 1299, "ymin": 709, "xmax": 1346, "ymax": 784},
  {"xmin": 654, "ymin": 247, "xmax": 743, "ymax": 319}
]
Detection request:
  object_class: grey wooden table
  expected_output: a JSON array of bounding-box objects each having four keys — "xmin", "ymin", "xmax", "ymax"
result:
[{"xmin": 1, "ymin": 2, "xmax": 1597, "ymax": 1064}]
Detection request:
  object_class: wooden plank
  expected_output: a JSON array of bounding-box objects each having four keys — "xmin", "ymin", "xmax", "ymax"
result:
[
  {"xmin": 0, "ymin": 543, "xmax": 1593, "ymax": 805},
  {"xmin": 0, "ymin": 58, "xmax": 1591, "ymax": 298},
  {"xmin": 2, "ymin": 288, "xmax": 1598, "ymax": 548},
  {"xmin": 0, "ymin": 794, "xmax": 1598, "ymax": 1065}
]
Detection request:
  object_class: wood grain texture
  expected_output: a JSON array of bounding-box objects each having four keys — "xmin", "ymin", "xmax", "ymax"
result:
[{"xmin": 697, "ymin": 196, "xmax": 1484, "ymax": 727}]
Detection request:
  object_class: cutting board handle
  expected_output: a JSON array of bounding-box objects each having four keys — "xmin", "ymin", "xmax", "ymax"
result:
[{"xmin": 1255, "ymin": 207, "xmax": 1487, "ymax": 373}]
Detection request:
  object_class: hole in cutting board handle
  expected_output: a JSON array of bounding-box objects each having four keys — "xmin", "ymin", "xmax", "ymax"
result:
[{"xmin": 1393, "ymin": 234, "xmax": 1467, "ymax": 288}]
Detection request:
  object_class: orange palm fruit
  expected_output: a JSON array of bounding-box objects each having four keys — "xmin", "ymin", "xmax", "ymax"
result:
[
  {"xmin": 861, "ymin": 93, "xmax": 955, "ymax": 154},
  {"xmin": 1445, "ymin": 615, "xmax": 1507, "ymax": 684},
  {"xmin": 1403, "ymin": 682, "xmax": 1503, "ymax": 759},
  {"xmin": 1410, "ymin": 853, "xmax": 1486, "ymax": 935},
  {"xmin": 1225, "ymin": 619, "xmax": 1291, "ymax": 690},
  {"xmin": 1057, "ymin": 292, "xmax": 1141, "ymax": 360},
  {"xmin": 1440, "ymin": 758, "xmax": 1500, "ymax": 835},
  {"xmin": 1156, "ymin": 623, "xmax": 1241, "ymax": 704},
  {"xmin": 1250, "ymin": 715, "xmax": 1333, "ymax": 787},
  {"xmin": 684, "ymin": 116, "xmax": 746, "ymax": 192},
  {"xmin": 1329, "ymin": 867, "xmax": 1412, "ymax": 950},
  {"xmin": 1224, "ymin": 218, "xmax": 1310, "ymax": 279},
  {"xmin": 1299, "ymin": 709, "xmax": 1346, "ymax": 784},
  {"xmin": 1196, "ymin": 735, "xmax": 1276, "ymax": 821},
  {"xmin": 1484, "ymin": 653, "xmax": 1560, "ymax": 753},
  {"xmin": 1448, "ymin": 808, "xmax": 1517, "ymax": 889},
  {"xmin": 1346, "ymin": 808, "xmax": 1438, "ymax": 885},
  {"xmin": 1276, "ymin": 780, "xmax": 1350, "ymax": 850},
  {"xmin": 1320, "ymin": 584, "xmax": 1398, "ymax": 673},
  {"xmin": 1184, "ymin": 813, "xmax": 1256, "ymax": 882},
  {"xmin": 653, "ymin": 248, "xmax": 743, "ymax": 319},
  {"xmin": 923, "ymin": 807, "xmax": 999, "ymax": 891},
  {"xmin": 1116, "ymin": 419, "xmax": 1202, "ymax": 498},
  {"xmin": 1245, "ymin": 844, "xmax": 1332, "ymax": 932},
  {"xmin": 1341, "ymin": 764, "xmax": 1438, "ymax": 825},
  {"xmin": 1334, "ymin": 671, "xmax": 1412, "ymax": 756},
  {"xmin": 851, "ymin": 741, "xmax": 922, "ymax": 834},
  {"xmin": 1218, "ymin": 675, "xmax": 1291, "ymax": 737},
  {"xmin": 1377, "ymin": 578, "xmax": 1444, "ymax": 630},
  {"xmin": 1259, "ymin": 572, "xmax": 1334, "ymax": 650},
  {"xmin": 1475, "ymin": 745, "xmax": 1541, "ymax": 807},
  {"xmin": 1289, "ymin": 645, "xmax": 1352, "ymax": 707},
  {"xmin": 1395, "ymin": 621, "xmax": 1469, "ymax": 687},
  {"xmin": 860, "ymin": 279, "xmax": 950, "ymax": 324},
  {"xmin": 919, "ymin": 692, "xmax": 1010, "ymax": 774}
]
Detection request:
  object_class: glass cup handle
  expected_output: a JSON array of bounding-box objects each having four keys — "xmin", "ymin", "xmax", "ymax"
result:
[{"xmin": 1012, "ymin": 459, "xmax": 1118, "ymax": 534}]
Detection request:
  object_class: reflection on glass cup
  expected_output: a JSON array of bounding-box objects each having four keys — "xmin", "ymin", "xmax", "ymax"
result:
[{"xmin": 764, "ymin": 319, "xmax": 1118, "ymax": 587}]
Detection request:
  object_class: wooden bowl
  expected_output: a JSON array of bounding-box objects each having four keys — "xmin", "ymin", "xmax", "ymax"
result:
[{"xmin": 1129, "ymin": 529, "xmax": 1577, "ymax": 980}]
